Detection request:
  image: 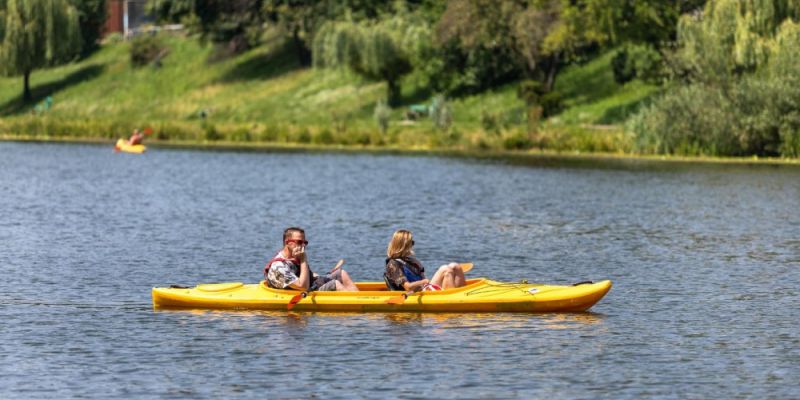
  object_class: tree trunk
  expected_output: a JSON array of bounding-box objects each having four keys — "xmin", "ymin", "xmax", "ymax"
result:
[
  {"xmin": 24, "ymin": 70, "xmax": 32, "ymax": 102},
  {"xmin": 544, "ymin": 52, "xmax": 561, "ymax": 92},
  {"xmin": 292, "ymin": 28, "xmax": 311, "ymax": 67},
  {"xmin": 527, "ymin": 105, "xmax": 543, "ymax": 140},
  {"xmin": 387, "ymin": 79, "xmax": 401, "ymax": 107}
]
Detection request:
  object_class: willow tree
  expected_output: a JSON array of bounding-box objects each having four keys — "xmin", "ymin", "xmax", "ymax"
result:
[
  {"xmin": 673, "ymin": 0, "xmax": 800, "ymax": 85},
  {"xmin": 629, "ymin": 0, "xmax": 800, "ymax": 156},
  {"xmin": 312, "ymin": 12, "xmax": 432, "ymax": 106},
  {"xmin": 0, "ymin": 0, "xmax": 81, "ymax": 101}
]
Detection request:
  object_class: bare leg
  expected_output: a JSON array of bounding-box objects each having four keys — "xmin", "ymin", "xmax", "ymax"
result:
[
  {"xmin": 338, "ymin": 270, "xmax": 359, "ymax": 291},
  {"xmin": 449, "ymin": 262, "xmax": 466, "ymax": 287},
  {"xmin": 430, "ymin": 263, "xmax": 465, "ymax": 289},
  {"xmin": 431, "ymin": 265, "xmax": 455, "ymax": 289}
]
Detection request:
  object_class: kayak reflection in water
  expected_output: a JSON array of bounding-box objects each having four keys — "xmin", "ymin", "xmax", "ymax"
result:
[
  {"xmin": 264, "ymin": 227, "xmax": 359, "ymax": 292},
  {"xmin": 384, "ymin": 229, "xmax": 465, "ymax": 292}
]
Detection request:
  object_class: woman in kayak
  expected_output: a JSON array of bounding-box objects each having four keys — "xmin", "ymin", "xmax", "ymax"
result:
[{"xmin": 384, "ymin": 229, "xmax": 465, "ymax": 291}]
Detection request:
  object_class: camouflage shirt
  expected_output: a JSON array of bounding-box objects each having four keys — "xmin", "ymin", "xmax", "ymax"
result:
[
  {"xmin": 266, "ymin": 251, "xmax": 308, "ymax": 289},
  {"xmin": 384, "ymin": 256, "xmax": 425, "ymax": 290}
]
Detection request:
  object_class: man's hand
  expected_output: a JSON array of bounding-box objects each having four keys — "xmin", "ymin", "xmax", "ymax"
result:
[{"xmin": 292, "ymin": 245, "xmax": 307, "ymax": 263}]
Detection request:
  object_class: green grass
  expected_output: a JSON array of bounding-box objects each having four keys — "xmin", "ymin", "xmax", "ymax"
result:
[
  {"xmin": 553, "ymin": 50, "xmax": 660, "ymax": 126},
  {"xmin": 0, "ymin": 34, "xmax": 660, "ymax": 153}
]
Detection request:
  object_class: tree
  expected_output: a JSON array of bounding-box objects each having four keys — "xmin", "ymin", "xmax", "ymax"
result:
[
  {"xmin": 262, "ymin": 0, "xmax": 395, "ymax": 66},
  {"xmin": 313, "ymin": 7, "xmax": 432, "ymax": 106},
  {"xmin": 671, "ymin": 0, "xmax": 800, "ymax": 85},
  {"xmin": 147, "ymin": 0, "xmax": 265, "ymax": 53},
  {"xmin": 628, "ymin": 0, "xmax": 800, "ymax": 156},
  {"xmin": 0, "ymin": 0, "xmax": 81, "ymax": 101},
  {"xmin": 432, "ymin": 0, "xmax": 603, "ymax": 95},
  {"xmin": 262, "ymin": 0, "xmax": 326, "ymax": 66},
  {"xmin": 433, "ymin": 0, "xmax": 523, "ymax": 94},
  {"xmin": 70, "ymin": 0, "xmax": 108, "ymax": 56}
]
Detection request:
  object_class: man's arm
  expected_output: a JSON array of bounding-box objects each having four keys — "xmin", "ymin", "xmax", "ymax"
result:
[{"xmin": 288, "ymin": 261, "xmax": 310, "ymax": 290}]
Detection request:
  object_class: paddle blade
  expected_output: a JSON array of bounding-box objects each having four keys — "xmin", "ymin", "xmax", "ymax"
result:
[
  {"xmin": 287, "ymin": 292, "xmax": 306, "ymax": 310},
  {"xmin": 459, "ymin": 263, "xmax": 474, "ymax": 273},
  {"xmin": 328, "ymin": 259, "xmax": 345, "ymax": 274},
  {"xmin": 143, "ymin": 127, "xmax": 154, "ymax": 135}
]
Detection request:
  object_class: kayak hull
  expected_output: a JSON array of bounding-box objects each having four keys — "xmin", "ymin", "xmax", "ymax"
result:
[
  {"xmin": 152, "ymin": 279, "xmax": 612, "ymax": 313},
  {"xmin": 115, "ymin": 138, "xmax": 146, "ymax": 153}
]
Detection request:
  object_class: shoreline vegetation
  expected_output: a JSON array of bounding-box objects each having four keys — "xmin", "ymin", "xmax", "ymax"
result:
[
  {"xmin": 3, "ymin": 1, "xmax": 800, "ymax": 160},
  {"xmin": 1, "ymin": 31, "xmax": 798, "ymax": 163},
  {"xmin": 4, "ymin": 135, "xmax": 798, "ymax": 168}
]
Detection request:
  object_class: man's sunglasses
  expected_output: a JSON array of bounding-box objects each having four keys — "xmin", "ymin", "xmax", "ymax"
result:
[{"xmin": 286, "ymin": 239, "xmax": 309, "ymax": 245}]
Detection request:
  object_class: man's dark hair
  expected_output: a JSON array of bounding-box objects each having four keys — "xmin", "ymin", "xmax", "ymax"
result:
[{"xmin": 283, "ymin": 227, "xmax": 305, "ymax": 242}]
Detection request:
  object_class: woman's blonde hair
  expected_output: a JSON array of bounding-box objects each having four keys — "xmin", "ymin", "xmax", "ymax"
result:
[{"xmin": 387, "ymin": 229, "xmax": 414, "ymax": 259}]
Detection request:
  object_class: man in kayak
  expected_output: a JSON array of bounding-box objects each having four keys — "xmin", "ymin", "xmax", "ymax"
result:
[
  {"xmin": 128, "ymin": 128, "xmax": 144, "ymax": 145},
  {"xmin": 264, "ymin": 227, "xmax": 359, "ymax": 292},
  {"xmin": 384, "ymin": 229, "xmax": 465, "ymax": 291}
]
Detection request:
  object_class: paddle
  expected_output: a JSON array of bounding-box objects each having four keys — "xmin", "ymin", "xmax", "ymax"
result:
[
  {"xmin": 328, "ymin": 259, "xmax": 345, "ymax": 274},
  {"xmin": 286, "ymin": 291, "xmax": 306, "ymax": 311},
  {"xmin": 143, "ymin": 127, "xmax": 154, "ymax": 135},
  {"xmin": 385, "ymin": 262, "xmax": 473, "ymax": 304},
  {"xmin": 287, "ymin": 259, "xmax": 345, "ymax": 311}
]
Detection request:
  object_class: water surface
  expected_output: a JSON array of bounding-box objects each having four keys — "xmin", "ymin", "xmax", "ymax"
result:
[{"xmin": 1, "ymin": 142, "xmax": 798, "ymax": 399}]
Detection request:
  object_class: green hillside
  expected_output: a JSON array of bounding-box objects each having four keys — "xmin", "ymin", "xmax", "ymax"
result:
[{"xmin": 0, "ymin": 34, "xmax": 658, "ymax": 152}]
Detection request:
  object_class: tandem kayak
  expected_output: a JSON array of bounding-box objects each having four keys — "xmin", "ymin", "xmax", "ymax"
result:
[
  {"xmin": 115, "ymin": 138, "xmax": 146, "ymax": 154},
  {"xmin": 152, "ymin": 278, "xmax": 612, "ymax": 312}
]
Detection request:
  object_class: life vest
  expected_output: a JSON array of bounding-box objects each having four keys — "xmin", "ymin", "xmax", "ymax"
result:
[{"xmin": 385, "ymin": 257, "xmax": 425, "ymax": 290}]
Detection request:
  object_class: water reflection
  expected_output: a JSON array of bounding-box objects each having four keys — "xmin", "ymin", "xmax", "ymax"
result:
[{"xmin": 154, "ymin": 308, "xmax": 605, "ymax": 330}]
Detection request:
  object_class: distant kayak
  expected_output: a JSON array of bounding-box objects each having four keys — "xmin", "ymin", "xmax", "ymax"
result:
[
  {"xmin": 115, "ymin": 138, "xmax": 146, "ymax": 154},
  {"xmin": 152, "ymin": 278, "xmax": 612, "ymax": 312}
]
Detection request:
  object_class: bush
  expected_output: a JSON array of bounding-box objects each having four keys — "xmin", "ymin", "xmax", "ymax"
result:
[
  {"xmin": 612, "ymin": 44, "xmax": 665, "ymax": 85},
  {"xmin": 374, "ymin": 100, "xmax": 391, "ymax": 135},
  {"xmin": 296, "ymin": 128, "xmax": 312, "ymax": 143},
  {"xmin": 503, "ymin": 132, "xmax": 533, "ymax": 150},
  {"xmin": 203, "ymin": 122, "xmax": 221, "ymax": 141},
  {"xmin": 611, "ymin": 49, "xmax": 635, "ymax": 84},
  {"xmin": 539, "ymin": 91, "xmax": 563, "ymax": 118},
  {"xmin": 629, "ymin": 67, "xmax": 800, "ymax": 157},
  {"xmin": 230, "ymin": 127, "xmax": 251, "ymax": 142},
  {"xmin": 627, "ymin": 85, "xmax": 737, "ymax": 155},
  {"xmin": 480, "ymin": 110, "xmax": 501, "ymax": 135},
  {"xmin": 261, "ymin": 125, "xmax": 282, "ymax": 142},
  {"xmin": 429, "ymin": 94, "xmax": 452, "ymax": 131},
  {"xmin": 130, "ymin": 35, "xmax": 165, "ymax": 67},
  {"xmin": 313, "ymin": 129, "xmax": 335, "ymax": 145}
]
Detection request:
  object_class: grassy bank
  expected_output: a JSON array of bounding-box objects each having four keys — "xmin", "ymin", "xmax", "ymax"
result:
[{"xmin": 0, "ymin": 34, "xmax": 659, "ymax": 152}]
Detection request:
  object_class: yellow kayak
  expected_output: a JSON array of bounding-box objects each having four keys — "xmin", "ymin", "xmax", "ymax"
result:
[
  {"xmin": 152, "ymin": 278, "xmax": 612, "ymax": 312},
  {"xmin": 115, "ymin": 138, "xmax": 146, "ymax": 154}
]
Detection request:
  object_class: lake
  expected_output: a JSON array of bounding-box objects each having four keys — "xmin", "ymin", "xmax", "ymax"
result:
[{"xmin": 1, "ymin": 141, "xmax": 798, "ymax": 399}]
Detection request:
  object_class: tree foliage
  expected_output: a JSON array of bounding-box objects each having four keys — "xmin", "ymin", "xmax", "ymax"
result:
[
  {"xmin": 70, "ymin": 0, "xmax": 107, "ymax": 56},
  {"xmin": 313, "ymin": 6, "xmax": 432, "ymax": 106},
  {"xmin": 629, "ymin": 0, "xmax": 800, "ymax": 157},
  {"xmin": 147, "ymin": 0, "xmax": 265, "ymax": 53},
  {"xmin": 0, "ymin": 0, "xmax": 81, "ymax": 100},
  {"xmin": 147, "ymin": 0, "xmax": 396, "ymax": 61}
]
